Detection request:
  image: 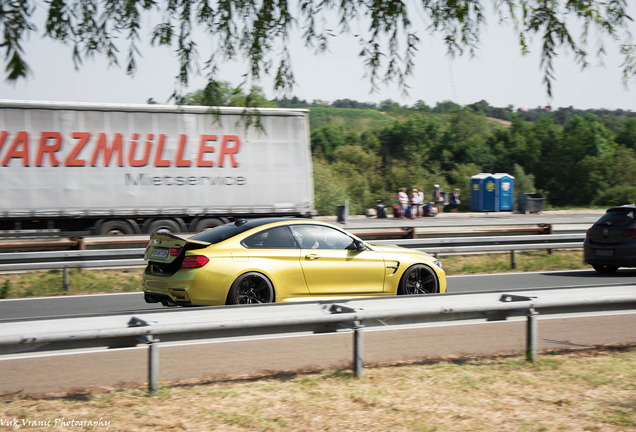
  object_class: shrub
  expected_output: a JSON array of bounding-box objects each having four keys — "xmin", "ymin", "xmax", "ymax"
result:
[{"xmin": 592, "ymin": 185, "xmax": 636, "ymax": 206}]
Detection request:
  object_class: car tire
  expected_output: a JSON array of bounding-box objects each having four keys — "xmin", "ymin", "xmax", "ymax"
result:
[
  {"xmin": 398, "ymin": 264, "xmax": 439, "ymax": 295},
  {"xmin": 592, "ymin": 264, "xmax": 619, "ymax": 274},
  {"xmin": 227, "ymin": 272, "xmax": 275, "ymax": 305}
]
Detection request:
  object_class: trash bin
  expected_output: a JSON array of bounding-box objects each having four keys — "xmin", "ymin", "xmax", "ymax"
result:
[
  {"xmin": 438, "ymin": 191, "xmax": 449, "ymax": 213},
  {"xmin": 517, "ymin": 193, "xmax": 546, "ymax": 214},
  {"xmin": 376, "ymin": 203, "xmax": 386, "ymax": 218},
  {"xmin": 336, "ymin": 205, "xmax": 346, "ymax": 223}
]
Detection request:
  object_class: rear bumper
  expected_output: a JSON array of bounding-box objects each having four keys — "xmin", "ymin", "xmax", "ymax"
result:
[
  {"xmin": 583, "ymin": 240, "xmax": 636, "ymax": 267},
  {"xmin": 142, "ymin": 265, "xmax": 230, "ymax": 306},
  {"xmin": 144, "ymin": 292, "xmax": 184, "ymax": 306}
]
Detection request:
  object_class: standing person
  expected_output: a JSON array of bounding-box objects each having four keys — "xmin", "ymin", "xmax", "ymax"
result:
[
  {"xmin": 417, "ymin": 188, "xmax": 424, "ymax": 217},
  {"xmin": 432, "ymin": 184, "xmax": 442, "ymax": 212},
  {"xmin": 398, "ymin": 188, "xmax": 409, "ymax": 219},
  {"xmin": 451, "ymin": 188, "xmax": 461, "ymax": 212},
  {"xmin": 410, "ymin": 189, "xmax": 419, "ymax": 219}
]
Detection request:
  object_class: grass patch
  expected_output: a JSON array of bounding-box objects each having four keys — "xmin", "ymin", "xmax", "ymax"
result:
[
  {"xmin": 0, "ymin": 269, "xmax": 142, "ymax": 298},
  {"xmin": 1, "ymin": 348, "xmax": 634, "ymax": 431},
  {"xmin": 442, "ymin": 250, "xmax": 586, "ymax": 275}
]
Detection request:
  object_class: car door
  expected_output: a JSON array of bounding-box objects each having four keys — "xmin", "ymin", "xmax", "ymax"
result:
[
  {"xmin": 241, "ymin": 225, "xmax": 309, "ymax": 298},
  {"xmin": 289, "ymin": 224, "xmax": 385, "ymax": 295}
]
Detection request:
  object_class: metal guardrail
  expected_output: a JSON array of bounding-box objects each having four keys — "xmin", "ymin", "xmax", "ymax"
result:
[
  {"xmin": 0, "ymin": 234, "xmax": 586, "ymax": 291},
  {"xmin": 372, "ymin": 233, "xmax": 583, "ymax": 248},
  {"xmin": 1, "ymin": 286, "xmax": 635, "ymax": 393},
  {"xmin": 0, "ymin": 223, "xmax": 558, "ymax": 240},
  {"xmin": 0, "ymin": 234, "xmax": 585, "ymax": 272},
  {"xmin": 374, "ymin": 234, "xmax": 585, "ymax": 268},
  {"xmin": 0, "ymin": 248, "xmax": 145, "ymax": 271}
]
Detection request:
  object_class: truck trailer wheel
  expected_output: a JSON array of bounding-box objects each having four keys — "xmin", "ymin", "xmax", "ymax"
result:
[
  {"xmin": 97, "ymin": 220, "xmax": 136, "ymax": 236},
  {"xmin": 146, "ymin": 219, "xmax": 181, "ymax": 234},
  {"xmin": 193, "ymin": 218, "xmax": 225, "ymax": 232}
]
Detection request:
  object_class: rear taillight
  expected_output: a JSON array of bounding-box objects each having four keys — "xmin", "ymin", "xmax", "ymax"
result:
[
  {"xmin": 145, "ymin": 243, "xmax": 151, "ymax": 254},
  {"xmin": 170, "ymin": 248, "xmax": 182, "ymax": 256},
  {"xmin": 586, "ymin": 229, "xmax": 592, "ymax": 237},
  {"xmin": 621, "ymin": 229, "xmax": 636, "ymax": 238},
  {"xmin": 181, "ymin": 255, "xmax": 209, "ymax": 269}
]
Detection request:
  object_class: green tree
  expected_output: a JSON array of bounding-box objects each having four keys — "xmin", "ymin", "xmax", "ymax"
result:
[
  {"xmin": 379, "ymin": 116, "xmax": 442, "ymax": 165},
  {"xmin": 413, "ymin": 100, "xmax": 432, "ymax": 112},
  {"xmin": 546, "ymin": 115, "xmax": 616, "ymax": 205},
  {"xmin": 182, "ymin": 82, "xmax": 276, "ymax": 108},
  {"xmin": 310, "ymin": 125, "xmax": 348, "ymax": 161},
  {"xmin": 616, "ymin": 118, "xmax": 636, "ymax": 151},
  {"xmin": 511, "ymin": 164, "xmax": 536, "ymax": 198},
  {"xmin": 437, "ymin": 109, "xmax": 492, "ymax": 167},
  {"xmin": 312, "ymin": 159, "xmax": 347, "ymax": 216}
]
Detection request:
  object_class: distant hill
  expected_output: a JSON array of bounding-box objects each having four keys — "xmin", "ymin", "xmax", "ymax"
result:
[{"xmin": 308, "ymin": 106, "xmax": 397, "ymax": 132}]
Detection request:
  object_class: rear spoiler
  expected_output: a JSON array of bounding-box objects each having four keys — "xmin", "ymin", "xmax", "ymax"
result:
[{"xmin": 149, "ymin": 232, "xmax": 212, "ymax": 249}]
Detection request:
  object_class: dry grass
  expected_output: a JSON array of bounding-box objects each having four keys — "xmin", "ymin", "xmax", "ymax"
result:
[{"xmin": 1, "ymin": 347, "xmax": 635, "ymax": 431}]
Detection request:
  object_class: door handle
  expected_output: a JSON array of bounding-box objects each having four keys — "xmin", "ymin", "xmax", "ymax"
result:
[{"xmin": 305, "ymin": 254, "xmax": 320, "ymax": 260}]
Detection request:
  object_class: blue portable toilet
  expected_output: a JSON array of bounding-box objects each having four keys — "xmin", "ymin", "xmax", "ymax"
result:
[
  {"xmin": 493, "ymin": 173, "xmax": 515, "ymax": 211},
  {"xmin": 470, "ymin": 173, "xmax": 497, "ymax": 211}
]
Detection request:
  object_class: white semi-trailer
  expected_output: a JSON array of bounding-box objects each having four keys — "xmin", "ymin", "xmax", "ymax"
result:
[{"xmin": 0, "ymin": 100, "xmax": 314, "ymax": 235}]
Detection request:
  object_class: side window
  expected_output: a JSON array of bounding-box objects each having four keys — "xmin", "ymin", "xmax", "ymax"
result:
[
  {"xmin": 289, "ymin": 225, "xmax": 356, "ymax": 250},
  {"xmin": 242, "ymin": 226, "xmax": 298, "ymax": 249}
]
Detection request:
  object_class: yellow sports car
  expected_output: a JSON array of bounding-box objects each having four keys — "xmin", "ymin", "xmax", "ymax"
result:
[{"xmin": 142, "ymin": 218, "xmax": 446, "ymax": 306}]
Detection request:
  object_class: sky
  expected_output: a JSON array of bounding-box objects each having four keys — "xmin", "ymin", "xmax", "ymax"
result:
[{"xmin": 1, "ymin": 6, "xmax": 635, "ymax": 111}]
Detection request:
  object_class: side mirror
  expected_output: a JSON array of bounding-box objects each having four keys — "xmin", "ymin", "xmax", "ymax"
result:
[{"xmin": 353, "ymin": 240, "xmax": 366, "ymax": 251}]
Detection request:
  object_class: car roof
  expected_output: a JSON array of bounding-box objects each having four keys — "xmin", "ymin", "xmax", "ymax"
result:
[
  {"xmin": 234, "ymin": 217, "xmax": 301, "ymax": 229},
  {"xmin": 189, "ymin": 218, "xmax": 340, "ymax": 245}
]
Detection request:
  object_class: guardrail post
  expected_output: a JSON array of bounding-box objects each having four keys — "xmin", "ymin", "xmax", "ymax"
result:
[
  {"xmin": 325, "ymin": 304, "xmax": 364, "ymax": 378},
  {"xmin": 63, "ymin": 268, "xmax": 69, "ymax": 291},
  {"xmin": 510, "ymin": 250, "xmax": 516, "ymax": 269},
  {"xmin": 526, "ymin": 308, "xmax": 538, "ymax": 362},
  {"xmin": 132, "ymin": 317, "xmax": 159, "ymax": 394},
  {"xmin": 148, "ymin": 336, "xmax": 159, "ymax": 394},
  {"xmin": 353, "ymin": 321, "xmax": 364, "ymax": 379},
  {"xmin": 71, "ymin": 236, "xmax": 86, "ymax": 274}
]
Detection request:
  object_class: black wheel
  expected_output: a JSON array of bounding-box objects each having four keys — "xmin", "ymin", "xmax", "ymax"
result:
[
  {"xmin": 399, "ymin": 264, "xmax": 439, "ymax": 295},
  {"xmin": 147, "ymin": 219, "xmax": 181, "ymax": 234},
  {"xmin": 194, "ymin": 218, "xmax": 225, "ymax": 232},
  {"xmin": 592, "ymin": 264, "xmax": 619, "ymax": 274},
  {"xmin": 227, "ymin": 272, "xmax": 275, "ymax": 305},
  {"xmin": 98, "ymin": 220, "xmax": 135, "ymax": 235}
]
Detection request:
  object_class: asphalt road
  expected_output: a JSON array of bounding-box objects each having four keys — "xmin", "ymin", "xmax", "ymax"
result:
[
  {"xmin": 2, "ymin": 269, "xmax": 636, "ymax": 394},
  {"xmin": 2, "ymin": 310, "xmax": 635, "ymax": 393},
  {"xmin": 3, "ymin": 268, "xmax": 636, "ymax": 322},
  {"xmin": 321, "ymin": 209, "xmax": 605, "ymax": 230}
]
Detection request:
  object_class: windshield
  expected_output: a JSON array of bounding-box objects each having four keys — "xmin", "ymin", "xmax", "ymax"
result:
[{"xmin": 595, "ymin": 209, "xmax": 636, "ymax": 227}]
